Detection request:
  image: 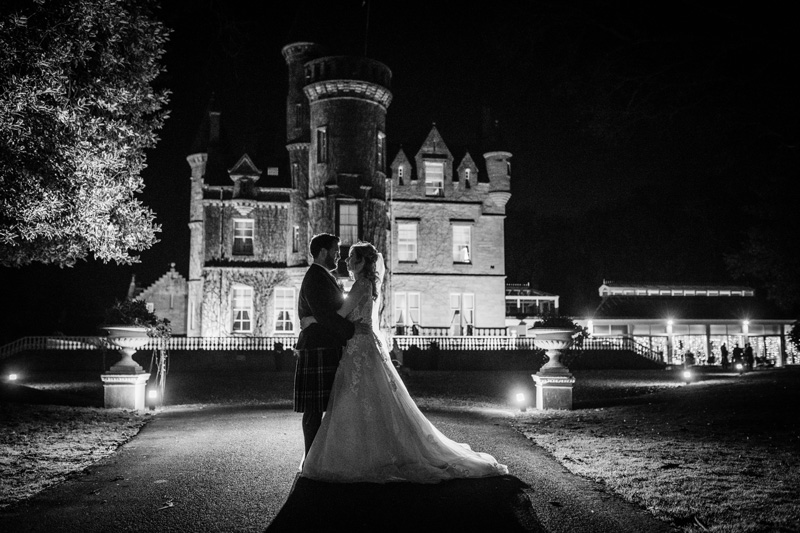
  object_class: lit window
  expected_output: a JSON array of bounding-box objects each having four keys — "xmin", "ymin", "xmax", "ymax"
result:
[
  {"xmin": 232, "ymin": 285, "xmax": 253, "ymax": 333},
  {"xmin": 394, "ymin": 292, "xmax": 407, "ymax": 324},
  {"xmin": 450, "ymin": 292, "xmax": 475, "ymax": 335},
  {"xmin": 316, "ymin": 127, "xmax": 328, "ymax": 163},
  {"xmin": 424, "ymin": 161, "xmax": 444, "ymax": 197},
  {"xmin": 463, "ymin": 293, "xmax": 474, "ymax": 325},
  {"xmin": 452, "ymin": 225, "xmax": 471, "ymax": 263},
  {"xmin": 398, "ymin": 166, "xmax": 404, "ymax": 181},
  {"xmin": 292, "ymin": 225, "xmax": 300, "ymax": 253},
  {"xmin": 394, "ymin": 292, "xmax": 421, "ymax": 326},
  {"xmin": 464, "ymin": 168, "xmax": 471, "ymax": 188},
  {"xmin": 397, "ymin": 223, "xmax": 417, "ymax": 261},
  {"xmin": 233, "ymin": 219, "xmax": 254, "ymax": 255},
  {"xmin": 338, "ymin": 203, "xmax": 358, "ymax": 245},
  {"xmin": 450, "ymin": 293, "xmax": 461, "ymax": 325},
  {"xmin": 377, "ymin": 131, "xmax": 386, "ymax": 171},
  {"xmin": 274, "ymin": 288, "xmax": 295, "ymax": 333},
  {"xmin": 291, "ymin": 163, "xmax": 299, "ymax": 189},
  {"xmin": 408, "ymin": 292, "xmax": 420, "ymax": 325}
]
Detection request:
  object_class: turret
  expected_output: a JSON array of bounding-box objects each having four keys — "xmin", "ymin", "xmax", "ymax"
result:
[
  {"xmin": 282, "ymin": 42, "xmax": 323, "ymax": 144},
  {"xmin": 484, "ymin": 150, "xmax": 512, "ymax": 209}
]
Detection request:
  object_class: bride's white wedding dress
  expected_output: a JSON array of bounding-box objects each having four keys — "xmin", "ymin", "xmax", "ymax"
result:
[{"xmin": 301, "ymin": 277, "xmax": 508, "ymax": 483}]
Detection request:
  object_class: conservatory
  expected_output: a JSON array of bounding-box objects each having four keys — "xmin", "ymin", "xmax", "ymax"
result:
[{"xmin": 578, "ymin": 281, "xmax": 797, "ymax": 366}]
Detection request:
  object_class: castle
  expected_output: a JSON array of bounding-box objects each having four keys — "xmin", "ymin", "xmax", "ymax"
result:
[{"xmin": 141, "ymin": 42, "xmax": 512, "ymax": 338}]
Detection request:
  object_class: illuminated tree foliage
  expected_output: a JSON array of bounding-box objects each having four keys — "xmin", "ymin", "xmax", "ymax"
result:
[{"xmin": 0, "ymin": 0, "xmax": 170, "ymax": 267}]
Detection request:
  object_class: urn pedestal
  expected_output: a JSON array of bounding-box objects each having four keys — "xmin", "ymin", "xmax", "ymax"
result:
[
  {"xmin": 101, "ymin": 326, "xmax": 151, "ymax": 410},
  {"xmin": 532, "ymin": 328, "xmax": 576, "ymax": 410}
]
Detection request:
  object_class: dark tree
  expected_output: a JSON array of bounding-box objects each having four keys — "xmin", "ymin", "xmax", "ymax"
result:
[{"xmin": 0, "ymin": 0, "xmax": 170, "ymax": 267}]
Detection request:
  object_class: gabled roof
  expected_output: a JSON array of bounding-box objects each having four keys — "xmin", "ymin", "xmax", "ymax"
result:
[
  {"xmin": 228, "ymin": 154, "xmax": 262, "ymax": 181},
  {"xmin": 391, "ymin": 124, "xmax": 493, "ymax": 183},
  {"xmin": 415, "ymin": 125, "xmax": 453, "ymax": 160}
]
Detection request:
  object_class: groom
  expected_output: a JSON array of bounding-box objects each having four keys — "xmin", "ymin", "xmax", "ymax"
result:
[{"xmin": 294, "ymin": 233, "xmax": 355, "ymax": 456}]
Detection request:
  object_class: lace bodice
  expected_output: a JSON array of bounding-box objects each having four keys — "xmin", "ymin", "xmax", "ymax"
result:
[{"xmin": 345, "ymin": 278, "xmax": 374, "ymax": 327}]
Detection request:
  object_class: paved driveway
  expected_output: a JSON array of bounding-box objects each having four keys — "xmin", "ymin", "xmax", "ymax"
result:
[{"xmin": 1, "ymin": 404, "xmax": 674, "ymax": 532}]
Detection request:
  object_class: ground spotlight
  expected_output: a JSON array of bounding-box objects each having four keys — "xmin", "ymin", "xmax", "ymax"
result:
[
  {"xmin": 147, "ymin": 389, "xmax": 159, "ymax": 410},
  {"xmin": 682, "ymin": 369, "xmax": 693, "ymax": 384},
  {"xmin": 515, "ymin": 392, "xmax": 527, "ymax": 412},
  {"xmin": 735, "ymin": 363, "xmax": 744, "ymax": 375},
  {"xmin": 8, "ymin": 373, "xmax": 18, "ymax": 381}
]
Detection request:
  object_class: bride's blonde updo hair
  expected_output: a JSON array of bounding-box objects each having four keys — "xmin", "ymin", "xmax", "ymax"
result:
[{"xmin": 349, "ymin": 241, "xmax": 380, "ymax": 301}]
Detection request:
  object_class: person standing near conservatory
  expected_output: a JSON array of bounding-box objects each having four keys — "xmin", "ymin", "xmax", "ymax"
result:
[{"xmin": 293, "ymin": 233, "xmax": 355, "ymax": 458}]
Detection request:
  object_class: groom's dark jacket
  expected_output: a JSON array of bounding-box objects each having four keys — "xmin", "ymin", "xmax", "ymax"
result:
[{"xmin": 295, "ymin": 263, "xmax": 355, "ymax": 350}]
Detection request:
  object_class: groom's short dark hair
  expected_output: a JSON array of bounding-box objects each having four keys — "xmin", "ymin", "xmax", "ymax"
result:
[{"xmin": 309, "ymin": 233, "xmax": 339, "ymax": 258}]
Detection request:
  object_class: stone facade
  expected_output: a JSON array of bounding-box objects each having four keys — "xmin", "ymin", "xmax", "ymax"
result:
[
  {"xmin": 145, "ymin": 41, "xmax": 512, "ymax": 338},
  {"xmin": 389, "ymin": 126, "xmax": 511, "ymax": 333},
  {"xmin": 135, "ymin": 264, "xmax": 188, "ymax": 335}
]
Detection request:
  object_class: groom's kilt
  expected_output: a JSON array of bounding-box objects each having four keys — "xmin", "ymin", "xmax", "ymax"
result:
[{"xmin": 293, "ymin": 346, "xmax": 342, "ymax": 412}]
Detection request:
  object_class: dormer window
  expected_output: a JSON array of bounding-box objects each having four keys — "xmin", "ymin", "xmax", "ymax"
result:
[
  {"xmin": 398, "ymin": 166, "xmax": 404, "ymax": 182},
  {"xmin": 424, "ymin": 161, "xmax": 444, "ymax": 197},
  {"xmin": 464, "ymin": 168, "xmax": 471, "ymax": 189}
]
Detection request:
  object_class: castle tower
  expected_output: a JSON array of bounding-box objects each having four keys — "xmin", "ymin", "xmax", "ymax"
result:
[
  {"xmin": 283, "ymin": 43, "xmax": 323, "ymax": 201},
  {"xmin": 289, "ymin": 44, "xmax": 393, "ymax": 255},
  {"xmin": 185, "ymin": 102, "xmax": 228, "ymax": 337}
]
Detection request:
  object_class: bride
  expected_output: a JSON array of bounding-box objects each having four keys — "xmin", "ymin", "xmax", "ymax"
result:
[{"xmin": 301, "ymin": 241, "xmax": 508, "ymax": 483}]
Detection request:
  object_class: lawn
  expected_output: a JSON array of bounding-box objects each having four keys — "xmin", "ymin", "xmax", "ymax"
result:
[{"xmin": 1, "ymin": 366, "xmax": 799, "ymax": 532}]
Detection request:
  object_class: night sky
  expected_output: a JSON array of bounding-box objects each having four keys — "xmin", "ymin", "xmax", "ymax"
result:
[{"xmin": 1, "ymin": 1, "xmax": 796, "ymax": 340}]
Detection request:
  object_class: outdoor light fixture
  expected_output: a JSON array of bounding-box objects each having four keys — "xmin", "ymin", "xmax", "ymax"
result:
[
  {"xmin": 8, "ymin": 373, "xmax": 18, "ymax": 381},
  {"xmin": 515, "ymin": 392, "xmax": 527, "ymax": 412},
  {"xmin": 682, "ymin": 369, "xmax": 693, "ymax": 384},
  {"xmin": 147, "ymin": 389, "xmax": 158, "ymax": 410},
  {"xmin": 735, "ymin": 362, "xmax": 744, "ymax": 375}
]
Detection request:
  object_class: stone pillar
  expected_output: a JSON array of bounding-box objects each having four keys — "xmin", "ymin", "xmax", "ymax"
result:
[
  {"xmin": 102, "ymin": 326, "xmax": 151, "ymax": 411},
  {"xmin": 532, "ymin": 372, "xmax": 576, "ymax": 410},
  {"xmin": 101, "ymin": 373, "xmax": 150, "ymax": 410}
]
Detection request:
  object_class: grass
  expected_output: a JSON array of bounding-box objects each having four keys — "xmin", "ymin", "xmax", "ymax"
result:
[{"xmin": 1, "ymin": 366, "xmax": 799, "ymax": 532}]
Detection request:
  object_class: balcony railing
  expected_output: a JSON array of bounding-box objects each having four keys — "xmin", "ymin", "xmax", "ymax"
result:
[{"xmin": 0, "ymin": 336, "xmax": 299, "ymax": 361}]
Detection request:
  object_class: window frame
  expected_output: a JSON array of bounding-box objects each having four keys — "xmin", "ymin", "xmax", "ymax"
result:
[
  {"xmin": 337, "ymin": 202, "xmax": 359, "ymax": 246},
  {"xmin": 452, "ymin": 224, "xmax": 471, "ymax": 263},
  {"xmin": 273, "ymin": 287, "xmax": 295, "ymax": 334},
  {"xmin": 292, "ymin": 225, "xmax": 300, "ymax": 253},
  {"xmin": 377, "ymin": 131, "xmax": 386, "ymax": 171},
  {"xmin": 424, "ymin": 160, "xmax": 444, "ymax": 197},
  {"xmin": 394, "ymin": 291, "xmax": 421, "ymax": 326},
  {"xmin": 397, "ymin": 222, "xmax": 418, "ymax": 262},
  {"xmin": 232, "ymin": 284, "xmax": 254, "ymax": 333},
  {"xmin": 233, "ymin": 218, "xmax": 255, "ymax": 256},
  {"xmin": 316, "ymin": 126, "xmax": 328, "ymax": 164}
]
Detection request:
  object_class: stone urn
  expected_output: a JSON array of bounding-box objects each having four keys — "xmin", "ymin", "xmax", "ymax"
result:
[
  {"xmin": 101, "ymin": 325, "xmax": 151, "ymax": 410},
  {"xmin": 532, "ymin": 327, "xmax": 575, "ymax": 373},
  {"xmin": 531, "ymin": 327, "xmax": 576, "ymax": 410},
  {"xmin": 103, "ymin": 325, "xmax": 151, "ymax": 373}
]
